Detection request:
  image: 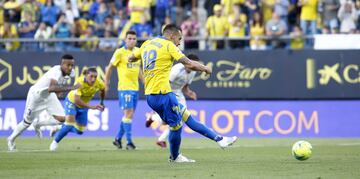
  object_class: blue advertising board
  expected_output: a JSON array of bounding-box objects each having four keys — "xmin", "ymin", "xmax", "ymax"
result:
[{"xmin": 0, "ymin": 100, "xmax": 359, "ymax": 137}]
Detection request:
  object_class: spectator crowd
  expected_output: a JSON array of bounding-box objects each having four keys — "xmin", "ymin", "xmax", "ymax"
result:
[{"xmin": 0, "ymin": 0, "xmax": 359, "ymax": 51}]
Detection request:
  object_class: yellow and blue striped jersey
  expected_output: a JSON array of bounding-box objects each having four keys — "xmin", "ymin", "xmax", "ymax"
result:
[
  {"xmin": 134, "ymin": 37, "xmax": 185, "ymax": 95},
  {"xmin": 110, "ymin": 46, "xmax": 140, "ymax": 91},
  {"xmin": 67, "ymin": 75, "xmax": 105, "ymax": 106}
]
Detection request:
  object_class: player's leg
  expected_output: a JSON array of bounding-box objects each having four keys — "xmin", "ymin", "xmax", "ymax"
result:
[
  {"xmin": 176, "ymin": 92, "xmax": 237, "ymax": 148},
  {"xmin": 7, "ymin": 89, "xmax": 43, "ymax": 151},
  {"xmin": 157, "ymin": 127, "xmax": 169, "ymax": 148},
  {"xmin": 113, "ymin": 91, "xmax": 125, "ymax": 148},
  {"xmin": 114, "ymin": 90, "xmax": 137, "ymax": 149},
  {"xmin": 147, "ymin": 93, "xmax": 194, "ymax": 162},
  {"xmin": 156, "ymin": 94, "xmax": 186, "ymax": 148},
  {"xmin": 33, "ymin": 94, "xmax": 66, "ymax": 138},
  {"xmin": 50, "ymin": 99, "xmax": 85, "ymax": 151},
  {"xmin": 123, "ymin": 91, "xmax": 139, "ymax": 149},
  {"xmin": 181, "ymin": 106, "xmax": 237, "ymax": 148}
]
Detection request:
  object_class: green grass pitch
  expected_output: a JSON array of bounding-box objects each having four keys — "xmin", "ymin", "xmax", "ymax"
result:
[{"xmin": 1, "ymin": 138, "xmax": 360, "ymax": 178}]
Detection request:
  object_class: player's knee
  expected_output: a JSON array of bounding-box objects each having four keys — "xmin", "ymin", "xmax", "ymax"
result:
[{"xmin": 124, "ymin": 109, "xmax": 134, "ymax": 119}]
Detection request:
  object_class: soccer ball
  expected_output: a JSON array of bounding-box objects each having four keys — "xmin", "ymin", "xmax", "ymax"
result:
[{"xmin": 292, "ymin": 140, "xmax": 312, "ymax": 161}]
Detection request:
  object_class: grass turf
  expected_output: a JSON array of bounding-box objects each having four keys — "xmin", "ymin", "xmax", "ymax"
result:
[{"xmin": 1, "ymin": 138, "xmax": 360, "ymax": 179}]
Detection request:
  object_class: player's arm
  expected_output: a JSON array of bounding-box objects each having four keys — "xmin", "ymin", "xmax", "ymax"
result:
[
  {"xmin": 138, "ymin": 67, "xmax": 144, "ymax": 83},
  {"xmin": 48, "ymin": 79, "xmax": 80, "ymax": 93},
  {"xmin": 99, "ymin": 89, "xmax": 106, "ymax": 111},
  {"xmin": 129, "ymin": 40, "xmax": 147, "ymax": 62},
  {"xmin": 179, "ymin": 57, "xmax": 212, "ymax": 74},
  {"xmin": 182, "ymin": 84, "xmax": 197, "ymax": 100},
  {"xmin": 74, "ymin": 93, "xmax": 104, "ymax": 111},
  {"xmin": 104, "ymin": 63, "xmax": 115, "ymax": 93}
]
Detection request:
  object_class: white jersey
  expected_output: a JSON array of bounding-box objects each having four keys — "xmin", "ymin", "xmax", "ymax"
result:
[
  {"xmin": 23, "ymin": 65, "xmax": 73, "ymax": 122},
  {"xmin": 170, "ymin": 63, "xmax": 196, "ymax": 93},
  {"xmin": 31, "ymin": 65, "xmax": 72, "ymax": 98}
]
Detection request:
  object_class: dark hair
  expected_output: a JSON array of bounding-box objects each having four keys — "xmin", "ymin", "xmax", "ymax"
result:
[
  {"xmin": 126, "ymin": 30, "xmax": 137, "ymax": 37},
  {"xmin": 61, "ymin": 54, "xmax": 74, "ymax": 61},
  {"xmin": 82, "ymin": 66, "xmax": 97, "ymax": 75},
  {"xmin": 187, "ymin": 54, "xmax": 200, "ymax": 61},
  {"xmin": 162, "ymin": 24, "xmax": 182, "ymax": 35},
  {"xmin": 252, "ymin": 11, "xmax": 263, "ymax": 27}
]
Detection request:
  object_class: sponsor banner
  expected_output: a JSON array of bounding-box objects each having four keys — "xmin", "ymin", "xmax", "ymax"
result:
[
  {"xmin": 0, "ymin": 50, "xmax": 359, "ymax": 99},
  {"xmin": 1, "ymin": 100, "xmax": 359, "ymax": 137}
]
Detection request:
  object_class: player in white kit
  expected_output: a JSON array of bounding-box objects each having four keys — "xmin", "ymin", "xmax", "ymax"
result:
[
  {"xmin": 7, "ymin": 54, "xmax": 79, "ymax": 151},
  {"xmin": 145, "ymin": 54, "xmax": 199, "ymax": 148}
]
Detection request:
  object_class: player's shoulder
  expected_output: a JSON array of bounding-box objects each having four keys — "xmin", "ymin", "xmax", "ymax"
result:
[
  {"xmin": 115, "ymin": 47, "xmax": 126, "ymax": 53},
  {"xmin": 46, "ymin": 65, "xmax": 62, "ymax": 76}
]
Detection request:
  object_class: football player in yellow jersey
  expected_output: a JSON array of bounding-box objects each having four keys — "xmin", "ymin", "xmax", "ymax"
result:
[
  {"xmin": 49, "ymin": 67, "xmax": 105, "ymax": 151},
  {"xmin": 105, "ymin": 30, "xmax": 140, "ymax": 150},
  {"xmin": 129, "ymin": 24, "xmax": 237, "ymax": 163}
]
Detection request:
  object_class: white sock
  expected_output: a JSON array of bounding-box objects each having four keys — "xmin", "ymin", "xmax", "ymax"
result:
[
  {"xmin": 151, "ymin": 113, "xmax": 163, "ymax": 123},
  {"xmin": 158, "ymin": 127, "xmax": 170, "ymax": 142},
  {"xmin": 36, "ymin": 116, "xmax": 61, "ymax": 127},
  {"xmin": 8, "ymin": 121, "xmax": 30, "ymax": 141}
]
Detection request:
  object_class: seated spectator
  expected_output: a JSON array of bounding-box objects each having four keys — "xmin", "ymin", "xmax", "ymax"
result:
[
  {"xmin": 228, "ymin": 5, "xmax": 247, "ymax": 49},
  {"xmin": 322, "ymin": 0, "xmax": 340, "ymax": 34},
  {"xmin": 21, "ymin": 0, "xmax": 38, "ymax": 22},
  {"xmin": 205, "ymin": 4, "xmax": 229, "ymax": 50},
  {"xmin": 0, "ymin": 22, "xmax": 20, "ymax": 51},
  {"xmin": 290, "ymin": 25, "xmax": 304, "ymax": 49},
  {"xmin": 98, "ymin": 30, "xmax": 117, "ymax": 51},
  {"xmin": 34, "ymin": 22, "xmax": 54, "ymax": 51},
  {"xmin": 40, "ymin": 0, "xmax": 60, "ymax": 26},
  {"xmin": 89, "ymin": 0, "xmax": 102, "ymax": 20},
  {"xmin": 128, "ymin": 0, "xmax": 151, "ymax": 24},
  {"xmin": 94, "ymin": 2, "xmax": 109, "ymax": 36},
  {"xmin": 250, "ymin": 11, "xmax": 266, "ymax": 50},
  {"xmin": 54, "ymin": 0, "xmax": 66, "ymax": 11},
  {"xmin": 181, "ymin": 13, "xmax": 200, "ymax": 49},
  {"xmin": 130, "ymin": 15, "xmax": 152, "ymax": 39},
  {"xmin": 3, "ymin": 0, "xmax": 21, "ymax": 23},
  {"xmin": 266, "ymin": 12, "xmax": 287, "ymax": 48},
  {"xmin": 273, "ymin": 0, "xmax": 290, "ymax": 23},
  {"xmin": 80, "ymin": 26, "xmax": 98, "ymax": 51},
  {"xmin": 114, "ymin": 9, "xmax": 128, "ymax": 36},
  {"xmin": 298, "ymin": 0, "xmax": 318, "ymax": 35},
  {"xmin": 65, "ymin": 1, "xmax": 75, "ymax": 24},
  {"xmin": 53, "ymin": 13, "xmax": 72, "ymax": 51},
  {"xmin": 262, "ymin": 0, "xmax": 276, "ymax": 23},
  {"xmin": 78, "ymin": 0, "xmax": 93, "ymax": 16},
  {"xmin": 244, "ymin": 0, "xmax": 260, "ymax": 22},
  {"xmin": 338, "ymin": 0, "xmax": 358, "ymax": 33},
  {"xmin": 18, "ymin": 11, "xmax": 37, "ymax": 51},
  {"xmin": 154, "ymin": 0, "xmax": 171, "ymax": 35},
  {"xmin": 104, "ymin": 16, "xmax": 116, "ymax": 36},
  {"xmin": 229, "ymin": 18, "xmax": 246, "ymax": 49}
]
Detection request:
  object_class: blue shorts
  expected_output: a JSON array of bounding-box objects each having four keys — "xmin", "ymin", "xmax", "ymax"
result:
[
  {"xmin": 64, "ymin": 98, "xmax": 88, "ymax": 126},
  {"xmin": 118, "ymin": 90, "xmax": 138, "ymax": 110},
  {"xmin": 146, "ymin": 92, "xmax": 186, "ymax": 129}
]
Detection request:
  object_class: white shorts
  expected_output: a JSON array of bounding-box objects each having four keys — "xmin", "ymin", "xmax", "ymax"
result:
[
  {"xmin": 23, "ymin": 87, "xmax": 65, "ymax": 123},
  {"xmin": 174, "ymin": 92, "xmax": 186, "ymax": 108}
]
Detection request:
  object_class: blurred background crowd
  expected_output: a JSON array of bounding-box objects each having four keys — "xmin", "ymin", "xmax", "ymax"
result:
[{"xmin": 0, "ymin": 0, "xmax": 359, "ymax": 51}]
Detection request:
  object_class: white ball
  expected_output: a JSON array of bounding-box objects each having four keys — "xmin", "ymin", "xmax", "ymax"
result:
[{"xmin": 292, "ymin": 140, "xmax": 312, "ymax": 161}]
